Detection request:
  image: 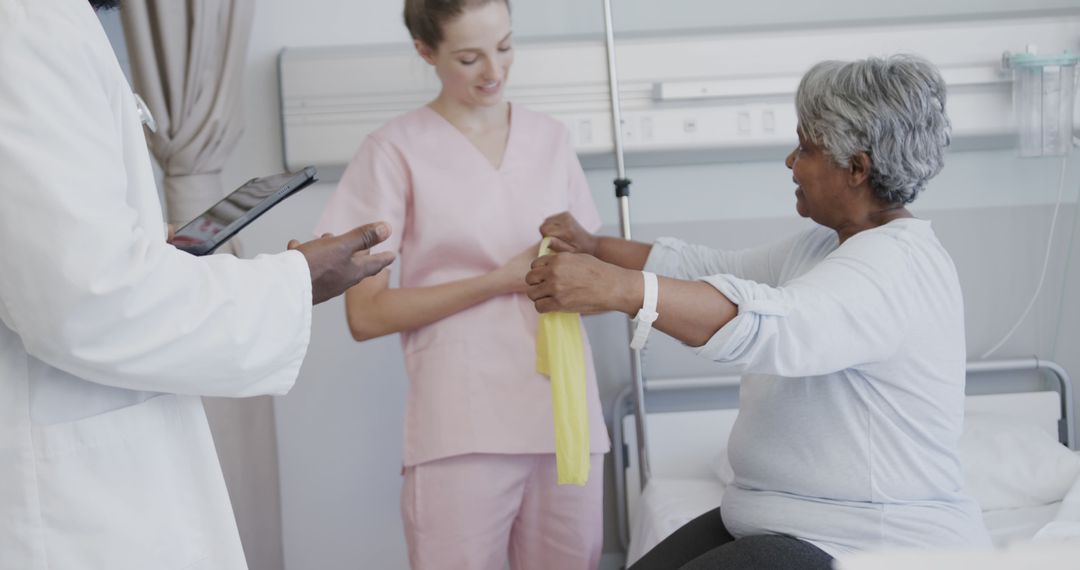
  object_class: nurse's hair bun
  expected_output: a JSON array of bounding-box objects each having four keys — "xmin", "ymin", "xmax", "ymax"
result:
[{"xmin": 404, "ymin": 0, "xmax": 511, "ymax": 49}]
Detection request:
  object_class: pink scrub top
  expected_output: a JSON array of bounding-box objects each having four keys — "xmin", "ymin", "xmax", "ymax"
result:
[{"xmin": 315, "ymin": 104, "xmax": 611, "ymax": 467}]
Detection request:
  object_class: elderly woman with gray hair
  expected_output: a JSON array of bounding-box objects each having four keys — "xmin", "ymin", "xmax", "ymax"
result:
[{"xmin": 526, "ymin": 55, "xmax": 991, "ymax": 569}]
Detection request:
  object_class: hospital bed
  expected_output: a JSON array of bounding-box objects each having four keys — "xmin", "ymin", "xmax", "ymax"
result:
[{"xmin": 612, "ymin": 358, "xmax": 1080, "ymax": 565}]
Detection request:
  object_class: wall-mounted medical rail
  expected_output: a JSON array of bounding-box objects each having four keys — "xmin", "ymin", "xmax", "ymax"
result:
[{"xmin": 278, "ymin": 11, "xmax": 1080, "ymax": 170}]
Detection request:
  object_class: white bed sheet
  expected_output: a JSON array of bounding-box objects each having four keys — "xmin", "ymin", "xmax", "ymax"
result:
[
  {"xmin": 983, "ymin": 503, "xmax": 1061, "ymax": 546},
  {"xmin": 627, "ymin": 478, "xmax": 724, "ymax": 564},
  {"xmin": 626, "ymin": 473, "xmax": 1077, "ymax": 565}
]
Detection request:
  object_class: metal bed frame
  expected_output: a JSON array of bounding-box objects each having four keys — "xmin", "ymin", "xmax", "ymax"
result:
[{"xmin": 610, "ymin": 357, "xmax": 1076, "ymax": 551}]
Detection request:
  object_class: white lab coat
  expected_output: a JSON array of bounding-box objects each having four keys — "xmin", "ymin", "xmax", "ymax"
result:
[{"xmin": 0, "ymin": 1, "xmax": 313, "ymax": 568}]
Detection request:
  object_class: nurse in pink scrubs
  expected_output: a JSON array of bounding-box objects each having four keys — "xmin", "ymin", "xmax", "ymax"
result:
[{"xmin": 314, "ymin": 1, "xmax": 609, "ymax": 568}]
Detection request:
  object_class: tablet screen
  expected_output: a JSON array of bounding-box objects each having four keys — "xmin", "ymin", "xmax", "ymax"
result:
[{"xmin": 171, "ymin": 168, "xmax": 316, "ymax": 255}]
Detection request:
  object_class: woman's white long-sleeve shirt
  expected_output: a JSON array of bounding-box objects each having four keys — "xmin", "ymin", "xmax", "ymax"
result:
[
  {"xmin": 0, "ymin": 1, "xmax": 312, "ymax": 568},
  {"xmin": 644, "ymin": 218, "xmax": 991, "ymax": 557}
]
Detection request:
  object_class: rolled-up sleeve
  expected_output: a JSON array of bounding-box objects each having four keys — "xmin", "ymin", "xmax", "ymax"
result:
[
  {"xmin": 644, "ymin": 230, "xmax": 811, "ymax": 286},
  {"xmin": 691, "ymin": 233, "xmax": 912, "ymax": 378}
]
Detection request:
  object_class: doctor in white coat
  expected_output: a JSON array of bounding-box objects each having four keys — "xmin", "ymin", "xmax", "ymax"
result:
[{"xmin": 0, "ymin": 0, "xmax": 396, "ymax": 568}]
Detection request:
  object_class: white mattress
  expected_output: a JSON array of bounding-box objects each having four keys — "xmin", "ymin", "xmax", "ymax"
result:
[
  {"xmin": 626, "ymin": 478, "xmax": 1068, "ymax": 565},
  {"xmin": 983, "ymin": 502, "xmax": 1062, "ymax": 546},
  {"xmin": 627, "ymin": 478, "xmax": 724, "ymax": 564}
]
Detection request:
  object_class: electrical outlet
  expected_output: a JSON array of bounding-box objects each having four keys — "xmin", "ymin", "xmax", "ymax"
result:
[
  {"xmin": 641, "ymin": 116, "xmax": 654, "ymax": 141},
  {"xmin": 737, "ymin": 111, "xmax": 752, "ymax": 135},
  {"xmin": 762, "ymin": 109, "xmax": 776, "ymax": 133},
  {"xmin": 578, "ymin": 118, "xmax": 593, "ymax": 145}
]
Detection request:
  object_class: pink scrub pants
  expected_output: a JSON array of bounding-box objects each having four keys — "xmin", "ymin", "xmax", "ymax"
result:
[{"xmin": 401, "ymin": 453, "xmax": 604, "ymax": 570}]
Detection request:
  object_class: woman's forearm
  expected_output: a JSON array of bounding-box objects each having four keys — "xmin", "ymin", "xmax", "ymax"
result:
[
  {"xmin": 652, "ymin": 278, "xmax": 738, "ymax": 347},
  {"xmin": 594, "ymin": 236, "xmax": 653, "ymax": 270},
  {"xmin": 610, "ymin": 273, "xmax": 737, "ymax": 347},
  {"xmin": 527, "ymin": 245, "xmax": 737, "ymax": 347},
  {"xmin": 344, "ymin": 271, "xmax": 507, "ymax": 341},
  {"xmin": 595, "ymin": 238, "xmax": 735, "ymax": 345}
]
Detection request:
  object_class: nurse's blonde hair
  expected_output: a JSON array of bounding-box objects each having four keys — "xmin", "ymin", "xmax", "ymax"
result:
[{"xmin": 404, "ymin": 0, "xmax": 511, "ymax": 50}]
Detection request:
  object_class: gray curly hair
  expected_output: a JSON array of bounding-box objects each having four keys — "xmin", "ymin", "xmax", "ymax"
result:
[{"xmin": 795, "ymin": 55, "xmax": 952, "ymax": 205}]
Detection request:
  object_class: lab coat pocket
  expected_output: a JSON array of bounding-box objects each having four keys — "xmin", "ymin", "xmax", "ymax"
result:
[{"xmin": 31, "ymin": 394, "xmax": 210, "ymax": 569}]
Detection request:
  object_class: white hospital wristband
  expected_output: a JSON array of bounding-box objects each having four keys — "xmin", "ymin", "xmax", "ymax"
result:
[{"xmin": 629, "ymin": 271, "xmax": 659, "ymax": 350}]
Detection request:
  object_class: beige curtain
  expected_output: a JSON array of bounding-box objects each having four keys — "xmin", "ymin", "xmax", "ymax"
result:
[{"xmin": 120, "ymin": 3, "xmax": 284, "ymax": 570}]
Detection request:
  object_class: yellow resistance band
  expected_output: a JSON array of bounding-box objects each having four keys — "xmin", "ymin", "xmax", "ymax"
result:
[{"xmin": 535, "ymin": 237, "xmax": 590, "ymax": 486}]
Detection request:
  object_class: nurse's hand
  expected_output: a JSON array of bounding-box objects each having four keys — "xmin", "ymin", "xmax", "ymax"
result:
[
  {"xmin": 526, "ymin": 252, "xmax": 640, "ymax": 315},
  {"xmin": 539, "ymin": 212, "xmax": 598, "ymax": 255},
  {"xmin": 287, "ymin": 222, "xmax": 396, "ymax": 305},
  {"xmin": 490, "ymin": 242, "xmax": 539, "ymax": 295}
]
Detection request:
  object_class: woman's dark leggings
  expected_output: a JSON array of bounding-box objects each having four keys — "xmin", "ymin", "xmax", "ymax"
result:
[{"xmin": 627, "ymin": 507, "xmax": 834, "ymax": 570}]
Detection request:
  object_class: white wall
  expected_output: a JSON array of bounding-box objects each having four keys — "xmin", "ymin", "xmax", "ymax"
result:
[
  {"xmin": 96, "ymin": 9, "xmax": 128, "ymax": 76},
  {"xmin": 512, "ymin": 0, "xmax": 1080, "ymax": 36},
  {"xmin": 214, "ymin": 2, "xmax": 1080, "ymax": 569}
]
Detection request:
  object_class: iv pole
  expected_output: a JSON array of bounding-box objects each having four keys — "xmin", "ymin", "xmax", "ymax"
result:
[{"xmin": 601, "ymin": 0, "xmax": 651, "ymax": 490}]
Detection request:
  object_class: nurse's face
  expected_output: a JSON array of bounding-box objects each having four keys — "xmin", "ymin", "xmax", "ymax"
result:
[{"xmin": 416, "ymin": 1, "xmax": 514, "ymax": 108}]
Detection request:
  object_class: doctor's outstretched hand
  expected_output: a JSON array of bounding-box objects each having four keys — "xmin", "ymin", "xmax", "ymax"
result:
[
  {"xmin": 287, "ymin": 222, "xmax": 396, "ymax": 305},
  {"xmin": 526, "ymin": 252, "xmax": 641, "ymax": 315}
]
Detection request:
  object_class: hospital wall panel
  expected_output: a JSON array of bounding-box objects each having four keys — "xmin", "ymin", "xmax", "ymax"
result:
[
  {"xmin": 279, "ymin": 14, "xmax": 1080, "ymax": 172},
  {"xmin": 512, "ymin": 0, "xmax": 1080, "ymax": 38}
]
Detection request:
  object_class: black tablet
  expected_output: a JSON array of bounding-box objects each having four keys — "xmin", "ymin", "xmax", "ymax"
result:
[{"xmin": 171, "ymin": 166, "xmax": 318, "ymax": 256}]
